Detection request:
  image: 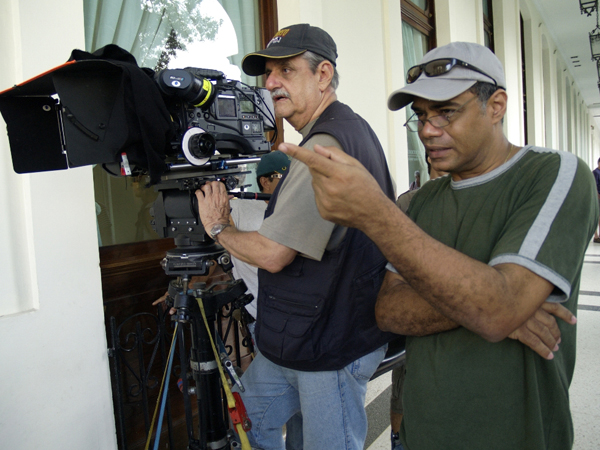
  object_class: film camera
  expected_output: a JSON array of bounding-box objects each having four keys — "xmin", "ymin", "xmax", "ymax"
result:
[
  {"xmin": 0, "ymin": 46, "xmax": 274, "ymax": 449},
  {"xmin": 0, "ymin": 46, "xmax": 276, "ymax": 250},
  {"xmin": 155, "ymin": 67, "xmax": 273, "ymax": 166}
]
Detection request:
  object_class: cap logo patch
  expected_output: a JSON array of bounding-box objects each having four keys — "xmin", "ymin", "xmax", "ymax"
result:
[{"xmin": 267, "ymin": 29, "xmax": 290, "ymax": 48}]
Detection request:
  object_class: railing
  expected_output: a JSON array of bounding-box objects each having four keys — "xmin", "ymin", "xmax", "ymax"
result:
[{"xmin": 107, "ymin": 304, "xmax": 252, "ymax": 450}]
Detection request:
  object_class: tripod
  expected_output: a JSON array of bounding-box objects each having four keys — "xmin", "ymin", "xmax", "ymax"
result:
[{"xmin": 159, "ymin": 234, "xmax": 255, "ymax": 450}]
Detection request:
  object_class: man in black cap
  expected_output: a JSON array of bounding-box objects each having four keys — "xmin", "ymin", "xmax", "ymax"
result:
[
  {"xmin": 196, "ymin": 24, "xmax": 395, "ymax": 450},
  {"xmin": 279, "ymin": 41, "xmax": 599, "ymax": 450}
]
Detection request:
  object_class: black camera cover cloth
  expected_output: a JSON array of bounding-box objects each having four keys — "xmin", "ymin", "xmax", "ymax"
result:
[{"xmin": 0, "ymin": 45, "xmax": 174, "ymax": 183}]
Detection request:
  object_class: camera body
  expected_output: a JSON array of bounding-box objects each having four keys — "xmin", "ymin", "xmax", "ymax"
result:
[
  {"xmin": 155, "ymin": 68, "xmax": 273, "ymax": 167},
  {"xmin": 0, "ymin": 55, "xmax": 275, "ymax": 180}
]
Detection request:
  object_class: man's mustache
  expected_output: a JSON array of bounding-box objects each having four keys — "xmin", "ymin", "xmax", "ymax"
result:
[{"xmin": 271, "ymin": 89, "xmax": 291, "ymax": 100}]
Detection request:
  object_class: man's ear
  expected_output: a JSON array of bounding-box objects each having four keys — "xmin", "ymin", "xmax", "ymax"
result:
[
  {"xmin": 317, "ymin": 60, "xmax": 334, "ymax": 90},
  {"xmin": 488, "ymin": 89, "xmax": 508, "ymax": 124},
  {"xmin": 259, "ymin": 176, "xmax": 268, "ymax": 191}
]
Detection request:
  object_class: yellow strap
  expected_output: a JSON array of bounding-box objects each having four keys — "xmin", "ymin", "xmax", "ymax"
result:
[
  {"xmin": 197, "ymin": 297, "xmax": 252, "ymax": 450},
  {"xmin": 144, "ymin": 323, "xmax": 179, "ymax": 450},
  {"xmin": 236, "ymin": 423, "xmax": 252, "ymax": 449},
  {"xmin": 197, "ymin": 297, "xmax": 236, "ymax": 409}
]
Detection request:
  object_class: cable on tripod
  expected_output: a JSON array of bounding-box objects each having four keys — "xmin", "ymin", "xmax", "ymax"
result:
[
  {"xmin": 144, "ymin": 323, "xmax": 179, "ymax": 450},
  {"xmin": 196, "ymin": 297, "xmax": 252, "ymax": 450}
]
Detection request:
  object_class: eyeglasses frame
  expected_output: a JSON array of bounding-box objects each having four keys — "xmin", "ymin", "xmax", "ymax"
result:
[{"xmin": 403, "ymin": 95, "xmax": 480, "ymax": 132}]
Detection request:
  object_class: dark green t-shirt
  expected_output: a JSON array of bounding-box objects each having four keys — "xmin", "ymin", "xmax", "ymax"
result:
[{"xmin": 400, "ymin": 145, "xmax": 599, "ymax": 450}]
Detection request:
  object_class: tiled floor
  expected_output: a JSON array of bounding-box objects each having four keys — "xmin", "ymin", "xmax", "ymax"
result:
[
  {"xmin": 571, "ymin": 239, "xmax": 600, "ymax": 450},
  {"xmin": 365, "ymin": 238, "xmax": 600, "ymax": 450}
]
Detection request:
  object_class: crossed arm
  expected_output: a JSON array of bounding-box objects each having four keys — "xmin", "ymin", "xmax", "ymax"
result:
[
  {"xmin": 376, "ymin": 270, "xmax": 572, "ymax": 359},
  {"xmin": 279, "ymin": 143, "xmax": 576, "ymax": 359}
]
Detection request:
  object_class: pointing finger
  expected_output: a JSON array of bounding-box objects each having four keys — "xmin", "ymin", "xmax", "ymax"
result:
[{"xmin": 279, "ymin": 143, "xmax": 336, "ymax": 177}]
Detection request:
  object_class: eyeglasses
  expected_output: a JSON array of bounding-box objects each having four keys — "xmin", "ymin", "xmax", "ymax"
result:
[
  {"xmin": 404, "ymin": 96, "xmax": 478, "ymax": 132},
  {"xmin": 270, "ymin": 173, "xmax": 283, "ymax": 179},
  {"xmin": 406, "ymin": 58, "xmax": 497, "ymax": 87}
]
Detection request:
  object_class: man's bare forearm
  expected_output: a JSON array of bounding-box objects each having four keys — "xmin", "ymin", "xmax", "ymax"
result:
[
  {"xmin": 195, "ymin": 181, "xmax": 297, "ymax": 273},
  {"xmin": 216, "ymin": 227, "xmax": 296, "ymax": 273},
  {"xmin": 376, "ymin": 269, "xmax": 571, "ymax": 360},
  {"xmin": 375, "ymin": 271, "xmax": 458, "ymax": 335}
]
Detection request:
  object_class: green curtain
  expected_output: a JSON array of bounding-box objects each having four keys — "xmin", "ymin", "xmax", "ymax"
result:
[
  {"xmin": 218, "ymin": 0, "xmax": 260, "ymax": 85},
  {"xmin": 402, "ymin": 21, "xmax": 429, "ymax": 187},
  {"xmin": 84, "ymin": 0, "xmax": 168, "ymax": 66}
]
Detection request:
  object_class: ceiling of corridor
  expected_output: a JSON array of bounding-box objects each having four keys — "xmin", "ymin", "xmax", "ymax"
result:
[{"xmin": 531, "ymin": 0, "xmax": 600, "ymax": 123}]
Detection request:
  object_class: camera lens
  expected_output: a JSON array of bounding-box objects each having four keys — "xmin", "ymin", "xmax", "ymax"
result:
[
  {"xmin": 189, "ymin": 132, "xmax": 216, "ymax": 159},
  {"xmin": 156, "ymin": 69, "xmax": 216, "ymax": 107}
]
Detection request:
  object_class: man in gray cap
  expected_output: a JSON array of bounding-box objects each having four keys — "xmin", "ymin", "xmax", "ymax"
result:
[
  {"xmin": 196, "ymin": 24, "xmax": 395, "ymax": 450},
  {"xmin": 279, "ymin": 41, "xmax": 599, "ymax": 450}
]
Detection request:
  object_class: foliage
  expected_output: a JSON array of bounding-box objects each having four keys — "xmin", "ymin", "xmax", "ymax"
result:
[{"xmin": 138, "ymin": 0, "xmax": 223, "ymax": 69}]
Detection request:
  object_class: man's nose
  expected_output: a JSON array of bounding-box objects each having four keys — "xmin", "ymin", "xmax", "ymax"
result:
[
  {"xmin": 265, "ymin": 72, "xmax": 280, "ymax": 91},
  {"xmin": 419, "ymin": 118, "xmax": 444, "ymax": 139},
  {"xmin": 265, "ymin": 73, "xmax": 277, "ymax": 91}
]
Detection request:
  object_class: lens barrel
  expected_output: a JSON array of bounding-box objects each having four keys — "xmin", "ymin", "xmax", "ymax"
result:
[{"xmin": 156, "ymin": 69, "xmax": 216, "ymax": 107}]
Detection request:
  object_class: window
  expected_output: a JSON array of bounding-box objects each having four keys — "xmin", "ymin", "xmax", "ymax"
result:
[
  {"xmin": 483, "ymin": 0, "xmax": 494, "ymax": 51},
  {"xmin": 402, "ymin": 0, "xmax": 435, "ymax": 43},
  {"xmin": 85, "ymin": 0, "xmax": 275, "ymax": 246},
  {"xmin": 520, "ymin": 14, "xmax": 528, "ymax": 145},
  {"xmin": 401, "ymin": 0, "xmax": 435, "ymax": 187}
]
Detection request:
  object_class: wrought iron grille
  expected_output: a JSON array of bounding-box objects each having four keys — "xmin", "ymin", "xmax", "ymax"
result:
[{"xmin": 107, "ymin": 304, "xmax": 252, "ymax": 450}]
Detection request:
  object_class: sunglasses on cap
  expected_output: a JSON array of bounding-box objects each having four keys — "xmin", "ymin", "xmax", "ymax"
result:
[{"xmin": 406, "ymin": 58, "xmax": 497, "ymax": 86}]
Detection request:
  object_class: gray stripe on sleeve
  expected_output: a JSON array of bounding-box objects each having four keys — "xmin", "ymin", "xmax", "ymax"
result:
[
  {"xmin": 489, "ymin": 253, "xmax": 570, "ymax": 301},
  {"xmin": 519, "ymin": 151, "xmax": 578, "ymax": 260}
]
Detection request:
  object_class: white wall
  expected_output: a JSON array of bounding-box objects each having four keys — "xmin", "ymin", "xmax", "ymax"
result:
[
  {"xmin": 518, "ymin": 0, "xmax": 599, "ymax": 165},
  {"xmin": 520, "ymin": 2, "xmax": 546, "ymax": 146},
  {"xmin": 0, "ymin": 0, "xmax": 117, "ymax": 448},
  {"xmin": 490, "ymin": 0, "xmax": 524, "ymax": 145}
]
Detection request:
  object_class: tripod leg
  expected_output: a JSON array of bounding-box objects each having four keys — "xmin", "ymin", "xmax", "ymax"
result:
[
  {"xmin": 176, "ymin": 324, "xmax": 195, "ymax": 443},
  {"xmin": 189, "ymin": 304, "xmax": 229, "ymax": 450}
]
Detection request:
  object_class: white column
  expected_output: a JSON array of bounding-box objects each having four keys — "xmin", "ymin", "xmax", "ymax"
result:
[
  {"xmin": 0, "ymin": 0, "xmax": 118, "ymax": 448},
  {"xmin": 492, "ymin": 0, "xmax": 523, "ymax": 145},
  {"xmin": 435, "ymin": 0, "xmax": 482, "ymax": 45}
]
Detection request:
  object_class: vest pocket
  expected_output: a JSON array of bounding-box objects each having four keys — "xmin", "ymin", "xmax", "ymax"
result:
[{"xmin": 258, "ymin": 286, "xmax": 324, "ymax": 362}]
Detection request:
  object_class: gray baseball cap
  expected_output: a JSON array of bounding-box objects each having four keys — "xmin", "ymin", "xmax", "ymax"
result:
[{"xmin": 388, "ymin": 42, "xmax": 506, "ymax": 111}]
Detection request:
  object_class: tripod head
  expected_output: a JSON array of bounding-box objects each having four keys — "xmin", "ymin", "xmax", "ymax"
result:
[{"xmin": 161, "ymin": 234, "xmax": 233, "ymax": 277}]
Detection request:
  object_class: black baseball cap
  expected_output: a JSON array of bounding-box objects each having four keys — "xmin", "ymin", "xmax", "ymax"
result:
[{"xmin": 242, "ymin": 24, "xmax": 338, "ymax": 76}]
